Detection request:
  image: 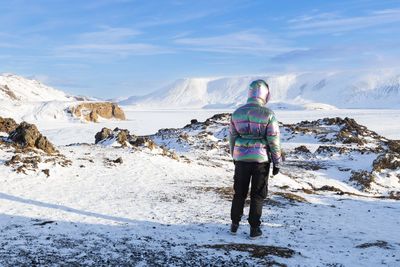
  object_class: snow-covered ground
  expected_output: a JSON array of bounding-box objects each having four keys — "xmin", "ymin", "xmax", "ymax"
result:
[
  {"xmin": 1, "ymin": 73, "xmax": 399, "ymax": 266},
  {"xmin": 1, "ymin": 109, "xmax": 399, "ymax": 266}
]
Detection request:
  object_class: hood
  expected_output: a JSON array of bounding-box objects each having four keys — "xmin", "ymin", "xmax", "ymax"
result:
[{"xmin": 247, "ymin": 79, "xmax": 270, "ymax": 105}]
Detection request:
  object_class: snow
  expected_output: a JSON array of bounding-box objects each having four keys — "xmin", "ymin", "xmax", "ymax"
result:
[
  {"xmin": 34, "ymin": 108, "xmax": 400, "ymax": 146},
  {"xmin": 1, "ymin": 141, "xmax": 399, "ymax": 265},
  {"xmin": 0, "ymin": 73, "xmax": 400, "ymax": 265},
  {"xmin": 120, "ymin": 70, "xmax": 400, "ymax": 109},
  {"xmin": 0, "ymin": 73, "xmax": 72, "ymax": 102}
]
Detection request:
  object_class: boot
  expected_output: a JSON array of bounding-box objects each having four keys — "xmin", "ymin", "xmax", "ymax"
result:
[
  {"xmin": 250, "ymin": 226, "xmax": 262, "ymax": 239},
  {"xmin": 230, "ymin": 223, "xmax": 239, "ymax": 235}
]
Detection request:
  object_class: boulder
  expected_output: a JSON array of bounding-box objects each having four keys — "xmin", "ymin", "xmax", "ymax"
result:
[
  {"xmin": 0, "ymin": 117, "xmax": 18, "ymax": 133},
  {"xmin": 71, "ymin": 102, "xmax": 126, "ymax": 122},
  {"xmin": 95, "ymin": 128, "xmax": 113, "ymax": 144},
  {"xmin": 9, "ymin": 122, "xmax": 56, "ymax": 154}
]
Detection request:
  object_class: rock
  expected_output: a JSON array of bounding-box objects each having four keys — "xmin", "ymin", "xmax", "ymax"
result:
[
  {"xmin": 373, "ymin": 154, "xmax": 400, "ymax": 172},
  {"xmin": 190, "ymin": 119, "xmax": 198, "ymax": 124},
  {"xmin": 112, "ymin": 105, "xmax": 125, "ymax": 120},
  {"xmin": 95, "ymin": 128, "xmax": 112, "ymax": 144},
  {"xmin": 9, "ymin": 122, "xmax": 56, "ymax": 154},
  {"xmin": 71, "ymin": 102, "xmax": 126, "ymax": 122},
  {"xmin": 95, "ymin": 127, "xmax": 135, "ymax": 146},
  {"xmin": 294, "ymin": 145, "xmax": 311, "ymax": 154},
  {"xmin": 387, "ymin": 140, "xmax": 400, "ymax": 153},
  {"xmin": 42, "ymin": 169, "xmax": 50, "ymax": 177},
  {"xmin": 0, "ymin": 117, "xmax": 18, "ymax": 133},
  {"xmin": 0, "ymin": 84, "xmax": 19, "ymax": 101},
  {"xmin": 5, "ymin": 154, "xmax": 21, "ymax": 166},
  {"xmin": 349, "ymin": 171, "xmax": 375, "ymax": 190},
  {"xmin": 179, "ymin": 132, "xmax": 189, "ymax": 141},
  {"xmin": 113, "ymin": 157, "xmax": 123, "ymax": 164},
  {"xmin": 314, "ymin": 145, "xmax": 350, "ymax": 155},
  {"xmin": 116, "ymin": 130, "xmax": 129, "ymax": 146}
]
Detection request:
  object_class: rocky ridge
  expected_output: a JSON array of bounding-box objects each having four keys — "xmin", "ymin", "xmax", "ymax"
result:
[
  {"xmin": 149, "ymin": 114, "xmax": 400, "ymax": 198},
  {"xmin": 69, "ymin": 102, "xmax": 126, "ymax": 122},
  {"xmin": 94, "ymin": 127, "xmax": 181, "ymax": 161}
]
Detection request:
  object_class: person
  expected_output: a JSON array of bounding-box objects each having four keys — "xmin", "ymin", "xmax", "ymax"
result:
[{"xmin": 229, "ymin": 79, "xmax": 282, "ymax": 238}]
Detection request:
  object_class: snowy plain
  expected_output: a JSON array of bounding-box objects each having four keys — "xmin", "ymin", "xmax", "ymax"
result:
[
  {"xmin": 37, "ymin": 108, "xmax": 400, "ymax": 146},
  {"xmin": 1, "ymin": 107, "xmax": 400, "ymax": 266}
]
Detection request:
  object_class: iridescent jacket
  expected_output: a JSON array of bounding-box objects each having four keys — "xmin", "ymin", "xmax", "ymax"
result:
[{"xmin": 229, "ymin": 80, "xmax": 282, "ymax": 166}]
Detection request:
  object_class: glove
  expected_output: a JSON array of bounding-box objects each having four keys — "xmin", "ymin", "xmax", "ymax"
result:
[{"xmin": 272, "ymin": 166, "xmax": 279, "ymax": 176}]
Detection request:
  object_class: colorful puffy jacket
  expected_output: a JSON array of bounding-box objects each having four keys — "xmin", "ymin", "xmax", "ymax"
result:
[{"xmin": 229, "ymin": 80, "xmax": 282, "ymax": 166}]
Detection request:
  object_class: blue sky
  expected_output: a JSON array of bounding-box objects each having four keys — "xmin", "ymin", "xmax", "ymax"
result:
[{"xmin": 1, "ymin": 0, "xmax": 400, "ymax": 98}]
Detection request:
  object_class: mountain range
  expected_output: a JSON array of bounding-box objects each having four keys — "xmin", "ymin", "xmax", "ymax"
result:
[
  {"xmin": 120, "ymin": 70, "xmax": 400, "ymax": 109},
  {"xmin": 1, "ymin": 70, "xmax": 400, "ymax": 123}
]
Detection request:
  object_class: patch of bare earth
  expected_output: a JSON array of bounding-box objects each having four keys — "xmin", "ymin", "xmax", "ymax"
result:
[{"xmin": 203, "ymin": 243, "xmax": 296, "ymax": 266}]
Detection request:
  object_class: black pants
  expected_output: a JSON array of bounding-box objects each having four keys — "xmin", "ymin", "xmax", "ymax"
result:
[{"xmin": 230, "ymin": 161, "xmax": 270, "ymax": 227}]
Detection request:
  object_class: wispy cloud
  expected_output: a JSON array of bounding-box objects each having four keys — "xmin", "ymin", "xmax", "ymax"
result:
[
  {"xmin": 288, "ymin": 8, "xmax": 400, "ymax": 35},
  {"xmin": 136, "ymin": 9, "xmax": 217, "ymax": 28},
  {"xmin": 77, "ymin": 26, "xmax": 141, "ymax": 43},
  {"xmin": 175, "ymin": 30, "xmax": 294, "ymax": 54},
  {"xmin": 58, "ymin": 43, "xmax": 170, "ymax": 57},
  {"xmin": 270, "ymin": 41, "xmax": 400, "ymax": 71},
  {"xmin": 55, "ymin": 26, "xmax": 171, "ymax": 58}
]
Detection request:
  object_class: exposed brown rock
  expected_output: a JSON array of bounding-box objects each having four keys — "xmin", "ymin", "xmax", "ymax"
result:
[
  {"xmin": 0, "ymin": 117, "xmax": 18, "ymax": 133},
  {"xmin": 284, "ymin": 117, "xmax": 382, "ymax": 146},
  {"xmin": 350, "ymin": 170, "xmax": 375, "ymax": 190},
  {"xmin": 373, "ymin": 153, "xmax": 400, "ymax": 172},
  {"xmin": 5, "ymin": 154, "xmax": 21, "ymax": 166},
  {"xmin": 9, "ymin": 122, "xmax": 56, "ymax": 154},
  {"xmin": 204, "ymin": 243, "xmax": 295, "ymax": 260},
  {"xmin": 42, "ymin": 169, "xmax": 50, "ymax": 177},
  {"xmin": 94, "ymin": 127, "xmax": 158, "ymax": 150},
  {"xmin": 112, "ymin": 104, "xmax": 125, "ymax": 120},
  {"xmin": 115, "ymin": 129, "xmax": 129, "ymax": 146},
  {"xmin": 6, "ymin": 154, "xmax": 42, "ymax": 173},
  {"xmin": 314, "ymin": 145, "xmax": 350, "ymax": 155},
  {"xmin": 71, "ymin": 102, "xmax": 126, "ymax": 122},
  {"xmin": 273, "ymin": 191, "xmax": 309, "ymax": 203},
  {"xmin": 130, "ymin": 136, "xmax": 156, "ymax": 149},
  {"xmin": 294, "ymin": 145, "xmax": 311, "ymax": 154},
  {"xmin": 387, "ymin": 140, "xmax": 400, "ymax": 153},
  {"xmin": 95, "ymin": 128, "xmax": 112, "ymax": 144}
]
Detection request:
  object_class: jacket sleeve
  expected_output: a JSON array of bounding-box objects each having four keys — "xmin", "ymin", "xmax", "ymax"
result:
[
  {"xmin": 266, "ymin": 112, "xmax": 282, "ymax": 167},
  {"xmin": 229, "ymin": 117, "xmax": 239, "ymax": 157}
]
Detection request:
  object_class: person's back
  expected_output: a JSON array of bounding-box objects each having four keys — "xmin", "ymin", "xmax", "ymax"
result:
[{"xmin": 228, "ymin": 79, "xmax": 282, "ymax": 238}]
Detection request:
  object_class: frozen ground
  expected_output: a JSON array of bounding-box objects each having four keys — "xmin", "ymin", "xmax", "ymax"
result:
[{"xmin": 1, "ymin": 109, "xmax": 400, "ymax": 266}]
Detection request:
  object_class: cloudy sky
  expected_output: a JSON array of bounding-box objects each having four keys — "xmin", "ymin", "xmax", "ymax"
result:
[{"xmin": 1, "ymin": 0, "xmax": 400, "ymax": 98}]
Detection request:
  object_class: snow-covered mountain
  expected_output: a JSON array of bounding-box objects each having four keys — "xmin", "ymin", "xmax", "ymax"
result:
[
  {"xmin": 0, "ymin": 73, "xmax": 74, "ymax": 102},
  {"xmin": 0, "ymin": 73, "xmax": 124, "ymax": 123},
  {"xmin": 120, "ymin": 70, "xmax": 400, "ymax": 109}
]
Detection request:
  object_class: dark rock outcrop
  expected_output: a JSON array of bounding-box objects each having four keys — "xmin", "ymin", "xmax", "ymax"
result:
[
  {"xmin": 9, "ymin": 122, "xmax": 56, "ymax": 154},
  {"xmin": 95, "ymin": 128, "xmax": 113, "ymax": 144},
  {"xmin": 94, "ymin": 127, "xmax": 156, "ymax": 148}
]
